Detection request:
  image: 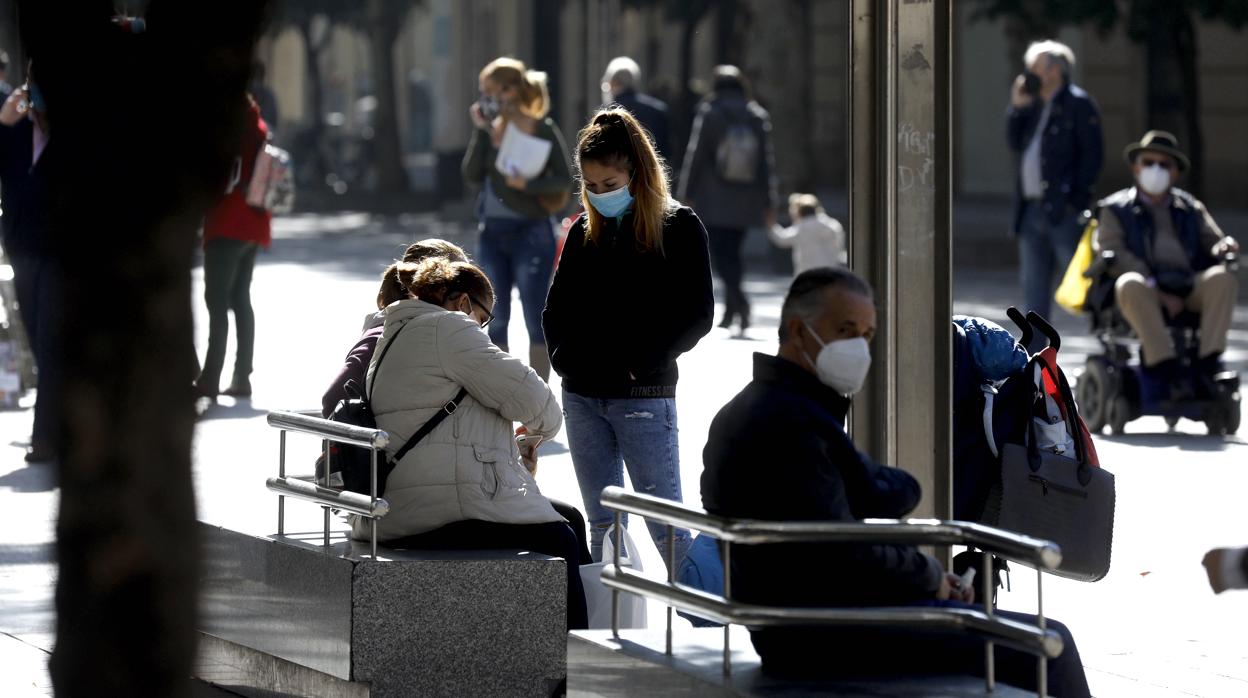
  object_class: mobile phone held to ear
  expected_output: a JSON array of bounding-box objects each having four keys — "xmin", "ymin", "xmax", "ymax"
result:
[{"xmin": 1021, "ymin": 72, "xmax": 1041, "ymax": 96}]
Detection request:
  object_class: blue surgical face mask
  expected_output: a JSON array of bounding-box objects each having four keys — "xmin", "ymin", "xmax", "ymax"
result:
[{"xmin": 586, "ymin": 179, "xmax": 633, "ymax": 218}]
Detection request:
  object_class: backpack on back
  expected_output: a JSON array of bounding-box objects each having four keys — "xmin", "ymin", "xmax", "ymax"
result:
[{"xmin": 715, "ymin": 115, "xmax": 761, "ymax": 184}]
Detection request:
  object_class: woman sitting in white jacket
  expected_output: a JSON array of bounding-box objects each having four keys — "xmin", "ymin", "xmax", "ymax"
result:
[{"xmin": 358, "ymin": 256, "xmax": 587, "ymax": 628}]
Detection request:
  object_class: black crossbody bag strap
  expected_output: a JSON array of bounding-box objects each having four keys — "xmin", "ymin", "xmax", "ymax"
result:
[{"xmin": 391, "ymin": 387, "xmax": 470, "ymax": 464}]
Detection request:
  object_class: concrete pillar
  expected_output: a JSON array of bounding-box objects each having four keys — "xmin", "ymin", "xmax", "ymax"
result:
[{"xmin": 848, "ymin": 1, "xmax": 953, "ymax": 523}]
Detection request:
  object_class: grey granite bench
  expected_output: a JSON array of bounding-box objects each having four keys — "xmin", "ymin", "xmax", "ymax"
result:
[
  {"xmin": 569, "ymin": 627, "xmax": 1035, "ymax": 697},
  {"xmin": 194, "ymin": 522, "xmax": 568, "ymax": 697}
]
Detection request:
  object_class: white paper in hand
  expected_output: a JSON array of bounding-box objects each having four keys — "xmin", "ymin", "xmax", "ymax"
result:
[{"xmin": 495, "ymin": 122, "xmax": 553, "ymax": 179}]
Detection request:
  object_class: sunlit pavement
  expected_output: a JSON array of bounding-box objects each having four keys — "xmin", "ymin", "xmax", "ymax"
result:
[{"xmin": 1, "ymin": 213, "xmax": 1246, "ymax": 696}]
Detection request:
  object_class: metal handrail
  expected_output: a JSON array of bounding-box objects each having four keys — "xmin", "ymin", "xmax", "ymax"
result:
[
  {"xmin": 601, "ymin": 488, "xmax": 1061, "ymax": 570},
  {"xmin": 600, "ymin": 566, "xmax": 1062, "ymax": 657},
  {"xmin": 268, "ymin": 411, "xmax": 389, "ymax": 450},
  {"xmin": 265, "ymin": 477, "xmax": 390, "ymax": 518},
  {"xmin": 599, "ymin": 486, "xmax": 1061, "ymax": 697},
  {"xmin": 266, "ymin": 410, "xmax": 392, "ymax": 559}
]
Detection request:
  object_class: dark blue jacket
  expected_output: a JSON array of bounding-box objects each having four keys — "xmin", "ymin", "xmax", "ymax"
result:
[
  {"xmin": 611, "ymin": 88, "xmax": 671, "ymax": 163},
  {"xmin": 701, "ymin": 353, "xmax": 942, "ymax": 612},
  {"xmin": 1006, "ymin": 82, "xmax": 1103, "ymax": 234},
  {"xmin": 1099, "ymin": 186, "xmax": 1217, "ymax": 274},
  {"xmin": 0, "ymin": 116, "xmax": 55, "ymax": 258}
]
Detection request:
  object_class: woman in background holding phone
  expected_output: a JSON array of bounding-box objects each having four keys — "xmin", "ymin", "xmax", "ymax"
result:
[{"xmin": 462, "ymin": 57, "xmax": 572, "ymax": 380}]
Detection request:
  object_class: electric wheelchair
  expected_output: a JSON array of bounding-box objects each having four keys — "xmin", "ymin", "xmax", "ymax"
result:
[{"xmin": 1075, "ymin": 249, "xmax": 1241, "ymax": 436}]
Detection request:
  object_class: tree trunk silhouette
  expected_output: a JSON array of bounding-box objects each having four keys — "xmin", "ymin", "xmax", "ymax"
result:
[
  {"xmin": 18, "ymin": 1, "xmax": 268, "ymax": 695},
  {"xmin": 297, "ymin": 16, "xmax": 332, "ymax": 188},
  {"xmin": 367, "ymin": 0, "xmax": 410, "ymax": 194},
  {"xmin": 1145, "ymin": 8, "xmax": 1203, "ymax": 195}
]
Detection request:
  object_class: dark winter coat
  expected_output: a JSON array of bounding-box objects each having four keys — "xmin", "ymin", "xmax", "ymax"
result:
[
  {"xmin": 677, "ymin": 90, "xmax": 778, "ymax": 229},
  {"xmin": 701, "ymin": 353, "xmax": 943, "ymax": 666},
  {"xmin": 1006, "ymin": 81, "xmax": 1103, "ymax": 234},
  {"xmin": 543, "ymin": 205, "xmax": 713, "ymax": 399},
  {"xmin": 611, "ymin": 88, "xmax": 672, "ymax": 163}
]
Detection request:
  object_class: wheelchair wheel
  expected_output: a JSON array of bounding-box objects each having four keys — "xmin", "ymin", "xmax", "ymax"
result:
[
  {"xmin": 1206, "ymin": 410, "xmax": 1226, "ymax": 437},
  {"xmin": 1107, "ymin": 395, "xmax": 1131, "ymax": 435},
  {"xmin": 1226, "ymin": 397, "xmax": 1241, "ymax": 435},
  {"xmin": 1077, "ymin": 357, "xmax": 1111, "ymax": 434}
]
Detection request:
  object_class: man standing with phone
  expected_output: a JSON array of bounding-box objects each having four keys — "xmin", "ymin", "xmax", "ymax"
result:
[{"xmin": 1006, "ymin": 40, "xmax": 1103, "ymax": 320}]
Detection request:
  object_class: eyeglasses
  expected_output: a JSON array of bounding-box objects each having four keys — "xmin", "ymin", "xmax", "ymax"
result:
[
  {"xmin": 1139, "ymin": 157, "xmax": 1175, "ymax": 170},
  {"xmin": 467, "ymin": 295, "xmax": 494, "ymax": 328}
]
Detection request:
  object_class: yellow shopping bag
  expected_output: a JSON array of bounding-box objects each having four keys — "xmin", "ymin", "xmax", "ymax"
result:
[{"xmin": 1054, "ymin": 218, "xmax": 1097, "ymax": 315}]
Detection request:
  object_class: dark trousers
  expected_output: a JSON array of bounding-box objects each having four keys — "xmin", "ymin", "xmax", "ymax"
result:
[
  {"xmin": 197, "ymin": 238, "xmax": 258, "ymax": 391},
  {"xmin": 551, "ymin": 499, "xmax": 593, "ymax": 565},
  {"xmin": 389, "ymin": 515, "xmax": 589, "ymax": 630},
  {"xmin": 706, "ymin": 226, "xmax": 749, "ymax": 327},
  {"xmin": 11, "ymin": 253, "xmax": 62, "ymax": 452},
  {"xmin": 753, "ymin": 603, "xmax": 1090, "ymax": 697}
]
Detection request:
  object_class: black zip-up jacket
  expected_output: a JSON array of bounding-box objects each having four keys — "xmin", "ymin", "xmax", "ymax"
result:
[
  {"xmin": 701, "ymin": 353, "xmax": 942, "ymax": 610},
  {"xmin": 543, "ymin": 204, "xmax": 713, "ymax": 399}
]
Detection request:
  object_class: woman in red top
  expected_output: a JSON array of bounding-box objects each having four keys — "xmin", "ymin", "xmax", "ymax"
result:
[{"xmin": 194, "ymin": 95, "xmax": 271, "ymax": 399}]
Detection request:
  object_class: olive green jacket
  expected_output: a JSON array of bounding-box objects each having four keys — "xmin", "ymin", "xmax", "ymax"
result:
[{"xmin": 462, "ymin": 117, "xmax": 574, "ymax": 220}]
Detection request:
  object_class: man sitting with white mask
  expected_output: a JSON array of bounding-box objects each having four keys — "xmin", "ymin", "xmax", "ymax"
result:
[
  {"xmin": 1094, "ymin": 130, "xmax": 1239, "ymax": 402},
  {"xmin": 700, "ymin": 267, "xmax": 1091, "ymax": 695}
]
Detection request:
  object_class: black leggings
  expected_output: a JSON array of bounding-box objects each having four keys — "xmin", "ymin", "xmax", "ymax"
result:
[{"xmin": 388, "ymin": 507, "xmax": 590, "ymax": 630}]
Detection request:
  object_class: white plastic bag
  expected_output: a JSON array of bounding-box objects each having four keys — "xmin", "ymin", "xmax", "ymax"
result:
[{"xmin": 580, "ymin": 525, "xmax": 648, "ymax": 629}]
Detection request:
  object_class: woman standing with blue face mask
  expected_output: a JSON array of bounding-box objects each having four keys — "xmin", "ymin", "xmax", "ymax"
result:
[{"xmin": 543, "ymin": 108, "xmax": 714, "ymax": 569}]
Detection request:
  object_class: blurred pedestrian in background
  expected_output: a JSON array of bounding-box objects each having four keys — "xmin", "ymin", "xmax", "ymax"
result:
[
  {"xmin": 768, "ymin": 192, "xmax": 846, "ymax": 275},
  {"xmin": 1006, "ymin": 40, "xmax": 1103, "ymax": 320},
  {"xmin": 194, "ymin": 94, "xmax": 271, "ymax": 401},
  {"xmin": 0, "ymin": 62, "xmax": 60, "ymax": 462},
  {"xmin": 601, "ymin": 56, "xmax": 671, "ymax": 164},
  {"xmin": 544, "ymin": 108, "xmax": 712, "ymax": 568},
  {"xmin": 462, "ymin": 57, "xmax": 573, "ymax": 380},
  {"xmin": 678, "ymin": 65, "xmax": 777, "ymax": 336}
]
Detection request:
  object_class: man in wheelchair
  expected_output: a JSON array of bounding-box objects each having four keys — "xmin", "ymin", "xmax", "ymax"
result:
[{"xmin": 1091, "ymin": 130, "xmax": 1239, "ymax": 407}]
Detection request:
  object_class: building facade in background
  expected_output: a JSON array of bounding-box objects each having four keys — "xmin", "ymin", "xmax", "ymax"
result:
[{"xmin": 255, "ymin": 1, "xmax": 1246, "ymax": 212}]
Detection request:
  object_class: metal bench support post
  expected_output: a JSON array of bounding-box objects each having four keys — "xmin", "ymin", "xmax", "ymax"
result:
[
  {"xmin": 723, "ymin": 541, "xmax": 732, "ymax": 677},
  {"xmin": 1037, "ymin": 567, "xmax": 1047, "ymax": 698},
  {"xmin": 984, "ymin": 549, "xmax": 995, "ymax": 692},
  {"xmin": 611, "ymin": 511, "xmax": 621, "ymax": 639},
  {"xmin": 666, "ymin": 523, "xmax": 675, "ymax": 656},
  {"xmin": 278, "ymin": 430, "xmax": 287, "ymax": 536}
]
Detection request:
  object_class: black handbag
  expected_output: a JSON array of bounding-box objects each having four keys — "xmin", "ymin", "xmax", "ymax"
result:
[
  {"xmin": 981, "ymin": 352, "xmax": 1115, "ymax": 582},
  {"xmin": 318, "ymin": 323, "xmax": 468, "ymax": 497}
]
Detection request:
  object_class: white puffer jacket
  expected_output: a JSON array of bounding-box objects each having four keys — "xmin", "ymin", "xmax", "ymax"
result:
[{"xmin": 351, "ymin": 299, "xmax": 564, "ymax": 541}]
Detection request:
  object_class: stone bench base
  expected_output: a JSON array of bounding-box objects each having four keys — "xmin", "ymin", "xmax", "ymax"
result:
[
  {"xmin": 569, "ymin": 627, "xmax": 1035, "ymax": 697},
  {"xmin": 196, "ymin": 522, "xmax": 567, "ymax": 697}
]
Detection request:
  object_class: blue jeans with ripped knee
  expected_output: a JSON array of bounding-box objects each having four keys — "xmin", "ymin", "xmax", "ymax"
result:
[{"xmin": 562, "ymin": 389, "xmax": 692, "ymax": 571}]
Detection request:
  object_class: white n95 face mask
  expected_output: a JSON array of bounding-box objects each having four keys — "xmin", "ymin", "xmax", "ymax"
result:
[
  {"xmin": 1138, "ymin": 163, "xmax": 1171, "ymax": 197},
  {"xmin": 802, "ymin": 322, "xmax": 872, "ymax": 396}
]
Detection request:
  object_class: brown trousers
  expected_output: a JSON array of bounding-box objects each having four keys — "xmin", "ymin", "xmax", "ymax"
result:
[{"xmin": 1114, "ymin": 266, "xmax": 1237, "ymax": 366}]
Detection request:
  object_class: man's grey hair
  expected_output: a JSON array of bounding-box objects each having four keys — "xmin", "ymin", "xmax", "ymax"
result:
[
  {"xmin": 603, "ymin": 56, "xmax": 641, "ymax": 90},
  {"xmin": 1024, "ymin": 40, "xmax": 1075, "ymax": 78},
  {"xmin": 778, "ymin": 267, "xmax": 873, "ymax": 342}
]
